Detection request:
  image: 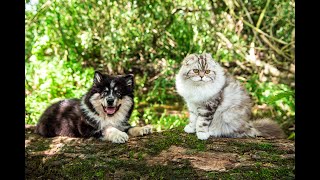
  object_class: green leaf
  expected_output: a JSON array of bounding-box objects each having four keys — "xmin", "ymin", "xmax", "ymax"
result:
[{"xmin": 267, "ymin": 91, "xmax": 295, "ymax": 105}]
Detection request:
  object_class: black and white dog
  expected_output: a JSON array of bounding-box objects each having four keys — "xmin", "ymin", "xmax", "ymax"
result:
[{"xmin": 35, "ymin": 71, "xmax": 152, "ymax": 143}]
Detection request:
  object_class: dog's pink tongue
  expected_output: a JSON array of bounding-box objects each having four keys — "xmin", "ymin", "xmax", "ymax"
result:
[{"xmin": 106, "ymin": 107, "xmax": 116, "ymax": 115}]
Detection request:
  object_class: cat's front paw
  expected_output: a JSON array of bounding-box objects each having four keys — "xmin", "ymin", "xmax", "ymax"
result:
[
  {"xmin": 196, "ymin": 132, "xmax": 210, "ymax": 140},
  {"xmin": 184, "ymin": 125, "xmax": 196, "ymax": 133},
  {"xmin": 109, "ymin": 130, "xmax": 129, "ymax": 143}
]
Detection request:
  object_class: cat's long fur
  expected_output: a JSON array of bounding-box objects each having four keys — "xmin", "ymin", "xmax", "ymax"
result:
[{"xmin": 176, "ymin": 53, "xmax": 285, "ymax": 140}]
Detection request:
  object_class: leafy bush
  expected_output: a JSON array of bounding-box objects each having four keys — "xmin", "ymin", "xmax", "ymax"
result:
[{"xmin": 25, "ymin": 0, "xmax": 295, "ymax": 138}]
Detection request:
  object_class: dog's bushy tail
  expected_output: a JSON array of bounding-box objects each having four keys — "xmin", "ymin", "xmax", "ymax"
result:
[{"xmin": 250, "ymin": 118, "xmax": 285, "ymax": 138}]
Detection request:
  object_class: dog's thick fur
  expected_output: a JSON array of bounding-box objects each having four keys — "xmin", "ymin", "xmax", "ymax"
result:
[{"xmin": 35, "ymin": 71, "xmax": 152, "ymax": 143}]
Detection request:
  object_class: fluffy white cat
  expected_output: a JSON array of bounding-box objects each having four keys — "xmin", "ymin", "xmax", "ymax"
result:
[{"xmin": 176, "ymin": 53, "xmax": 284, "ymax": 140}]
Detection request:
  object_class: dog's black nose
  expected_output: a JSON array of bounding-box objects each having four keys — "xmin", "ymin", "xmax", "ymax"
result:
[{"xmin": 107, "ymin": 99, "xmax": 114, "ymax": 106}]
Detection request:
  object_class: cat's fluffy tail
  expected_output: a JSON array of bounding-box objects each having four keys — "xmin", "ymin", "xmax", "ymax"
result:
[{"xmin": 250, "ymin": 118, "xmax": 285, "ymax": 138}]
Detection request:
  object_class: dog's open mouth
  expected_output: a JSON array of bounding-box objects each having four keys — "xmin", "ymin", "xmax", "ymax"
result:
[{"xmin": 102, "ymin": 104, "xmax": 121, "ymax": 115}]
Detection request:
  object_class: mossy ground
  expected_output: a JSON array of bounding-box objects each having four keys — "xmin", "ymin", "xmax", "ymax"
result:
[{"xmin": 25, "ymin": 125, "xmax": 294, "ymax": 179}]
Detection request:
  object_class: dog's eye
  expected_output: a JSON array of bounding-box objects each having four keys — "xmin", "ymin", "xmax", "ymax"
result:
[
  {"xmin": 101, "ymin": 90, "xmax": 108, "ymax": 96},
  {"xmin": 113, "ymin": 89, "xmax": 120, "ymax": 95}
]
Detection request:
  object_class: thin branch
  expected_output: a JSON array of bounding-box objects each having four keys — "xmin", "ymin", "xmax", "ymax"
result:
[
  {"xmin": 25, "ymin": 76, "xmax": 33, "ymax": 90},
  {"xmin": 233, "ymin": 14, "xmax": 288, "ymax": 45},
  {"xmin": 216, "ymin": 32, "xmax": 233, "ymax": 49},
  {"xmin": 281, "ymin": 41, "xmax": 295, "ymax": 52},
  {"xmin": 25, "ymin": 54, "xmax": 32, "ymax": 62},
  {"xmin": 56, "ymin": 12, "xmax": 69, "ymax": 60},
  {"xmin": 171, "ymin": 7, "xmax": 211, "ymax": 15},
  {"xmin": 148, "ymin": 70, "xmax": 167, "ymax": 83},
  {"xmin": 242, "ymin": 45, "xmax": 268, "ymax": 50},
  {"xmin": 259, "ymin": 35, "xmax": 291, "ymax": 61},
  {"xmin": 153, "ymin": 7, "xmax": 211, "ymax": 47},
  {"xmin": 56, "ymin": 9, "xmax": 76, "ymax": 78},
  {"xmin": 238, "ymin": 0, "xmax": 263, "ymax": 47},
  {"xmin": 209, "ymin": 0, "xmax": 215, "ymax": 17},
  {"xmin": 256, "ymin": 0, "xmax": 271, "ymax": 29},
  {"xmin": 26, "ymin": 0, "xmax": 53, "ymax": 26}
]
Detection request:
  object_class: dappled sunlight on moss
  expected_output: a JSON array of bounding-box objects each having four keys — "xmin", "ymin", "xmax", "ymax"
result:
[{"xmin": 25, "ymin": 125, "xmax": 294, "ymax": 179}]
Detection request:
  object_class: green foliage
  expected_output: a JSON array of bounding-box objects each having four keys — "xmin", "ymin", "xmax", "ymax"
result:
[
  {"xmin": 267, "ymin": 91, "xmax": 295, "ymax": 105},
  {"xmin": 245, "ymin": 74, "xmax": 295, "ymax": 137},
  {"xmin": 25, "ymin": 57, "xmax": 94, "ymax": 124},
  {"xmin": 25, "ymin": 0, "xmax": 295, "ymax": 136}
]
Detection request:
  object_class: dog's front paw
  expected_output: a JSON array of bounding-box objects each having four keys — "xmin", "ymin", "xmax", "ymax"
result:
[
  {"xmin": 140, "ymin": 125, "xmax": 153, "ymax": 135},
  {"xmin": 184, "ymin": 125, "xmax": 196, "ymax": 133},
  {"xmin": 109, "ymin": 130, "xmax": 129, "ymax": 143},
  {"xmin": 128, "ymin": 125, "xmax": 153, "ymax": 136},
  {"xmin": 196, "ymin": 132, "xmax": 210, "ymax": 140}
]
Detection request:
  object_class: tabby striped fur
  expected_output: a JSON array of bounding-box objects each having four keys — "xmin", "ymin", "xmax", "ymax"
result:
[{"xmin": 175, "ymin": 53, "xmax": 285, "ymax": 140}]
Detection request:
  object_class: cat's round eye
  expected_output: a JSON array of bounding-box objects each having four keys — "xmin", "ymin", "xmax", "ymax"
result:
[
  {"xmin": 193, "ymin": 69, "xmax": 199, "ymax": 73},
  {"xmin": 205, "ymin": 70, "xmax": 210, "ymax": 74}
]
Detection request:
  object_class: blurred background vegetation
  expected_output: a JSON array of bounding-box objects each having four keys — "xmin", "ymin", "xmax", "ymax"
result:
[{"xmin": 25, "ymin": 0, "xmax": 295, "ymax": 139}]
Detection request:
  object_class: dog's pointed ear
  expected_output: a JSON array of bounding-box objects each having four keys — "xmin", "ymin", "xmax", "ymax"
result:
[
  {"xmin": 94, "ymin": 71, "xmax": 104, "ymax": 84},
  {"xmin": 124, "ymin": 74, "xmax": 134, "ymax": 87}
]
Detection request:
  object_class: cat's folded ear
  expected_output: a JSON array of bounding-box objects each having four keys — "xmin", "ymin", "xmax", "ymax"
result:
[
  {"xmin": 94, "ymin": 71, "xmax": 104, "ymax": 84},
  {"xmin": 124, "ymin": 74, "xmax": 134, "ymax": 88},
  {"xmin": 183, "ymin": 54, "xmax": 198, "ymax": 66},
  {"xmin": 204, "ymin": 53, "xmax": 213, "ymax": 60}
]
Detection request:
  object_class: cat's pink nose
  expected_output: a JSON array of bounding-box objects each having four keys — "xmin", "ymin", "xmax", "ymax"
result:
[{"xmin": 199, "ymin": 71, "xmax": 205, "ymax": 77}]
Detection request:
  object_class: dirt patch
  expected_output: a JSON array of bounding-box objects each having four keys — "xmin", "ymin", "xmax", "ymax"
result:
[{"xmin": 147, "ymin": 145, "xmax": 237, "ymax": 171}]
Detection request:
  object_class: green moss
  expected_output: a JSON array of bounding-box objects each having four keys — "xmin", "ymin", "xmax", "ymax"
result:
[
  {"xmin": 104, "ymin": 158, "xmax": 294, "ymax": 179},
  {"xmin": 61, "ymin": 158, "xmax": 107, "ymax": 179},
  {"xmin": 144, "ymin": 130, "xmax": 208, "ymax": 155},
  {"xmin": 227, "ymin": 141, "xmax": 286, "ymax": 154},
  {"xmin": 104, "ymin": 158, "xmax": 200, "ymax": 179},
  {"xmin": 137, "ymin": 152, "xmax": 144, "ymax": 160},
  {"xmin": 26, "ymin": 127, "xmax": 294, "ymax": 179},
  {"xmin": 26, "ymin": 139, "xmax": 52, "ymax": 152},
  {"xmin": 128, "ymin": 151, "xmax": 135, "ymax": 159},
  {"xmin": 182, "ymin": 133, "xmax": 207, "ymax": 151},
  {"xmin": 268, "ymin": 154, "xmax": 295, "ymax": 166},
  {"xmin": 207, "ymin": 166, "xmax": 294, "ymax": 179},
  {"xmin": 26, "ymin": 142, "xmax": 294, "ymax": 180}
]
